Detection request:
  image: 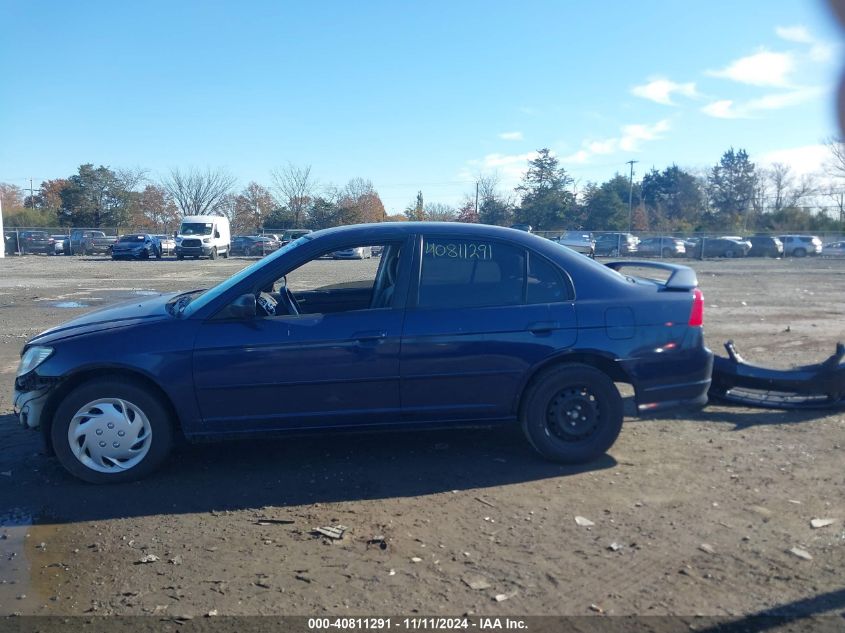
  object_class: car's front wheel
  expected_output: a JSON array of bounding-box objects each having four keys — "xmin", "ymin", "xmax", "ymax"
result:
[
  {"xmin": 520, "ymin": 364, "xmax": 623, "ymax": 464},
  {"xmin": 51, "ymin": 378, "xmax": 174, "ymax": 483}
]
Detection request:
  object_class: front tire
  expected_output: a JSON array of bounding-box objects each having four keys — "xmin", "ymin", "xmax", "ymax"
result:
[
  {"xmin": 794, "ymin": 247, "xmax": 807, "ymax": 258},
  {"xmin": 209, "ymin": 247, "xmax": 217, "ymax": 260},
  {"xmin": 520, "ymin": 364, "xmax": 623, "ymax": 464},
  {"xmin": 51, "ymin": 378, "xmax": 174, "ymax": 484}
]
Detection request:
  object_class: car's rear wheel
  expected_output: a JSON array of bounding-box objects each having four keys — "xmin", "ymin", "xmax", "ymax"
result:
[
  {"xmin": 724, "ymin": 249, "xmax": 735, "ymax": 258},
  {"xmin": 610, "ymin": 247, "xmax": 619, "ymax": 257},
  {"xmin": 51, "ymin": 378, "xmax": 174, "ymax": 484},
  {"xmin": 176, "ymin": 253, "xmax": 184, "ymax": 260},
  {"xmin": 520, "ymin": 364, "xmax": 623, "ymax": 464},
  {"xmin": 661, "ymin": 248, "xmax": 672, "ymax": 258},
  {"xmin": 794, "ymin": 247, "xmax": 807, "ymax": 257},
  {"xmin": 222, "ymin": 245, "xmax": 229, "ymax": 259}
]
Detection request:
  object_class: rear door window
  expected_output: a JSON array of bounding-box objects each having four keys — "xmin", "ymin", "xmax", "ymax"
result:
[{"xmin": 418, "ymin": 238, "xmax": 525, "ymax": 308}]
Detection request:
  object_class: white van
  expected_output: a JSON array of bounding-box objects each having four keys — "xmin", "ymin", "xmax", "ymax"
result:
[{"xmin": 175, "ymin": 215, "xmax": 231, "ymax": 260}]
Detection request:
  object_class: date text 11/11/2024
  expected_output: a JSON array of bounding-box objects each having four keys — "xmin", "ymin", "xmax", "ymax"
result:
[{"xmin": 307, "ymin": 617, "xmax": 528, "ymax": 630}]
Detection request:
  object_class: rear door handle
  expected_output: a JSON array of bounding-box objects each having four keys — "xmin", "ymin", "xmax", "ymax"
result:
[
  {"xmin": 528, "ymin": 321, "xmax": 559, "ymax": 335},
  {"xmin": 353, "ymin": 330, "xmax": 387, "ymax": 343}
]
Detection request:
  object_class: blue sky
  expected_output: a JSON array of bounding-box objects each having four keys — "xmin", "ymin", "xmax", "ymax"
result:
[{"xmin": 1, "ymin": 0, "xmax": 842, "ymax": 212}]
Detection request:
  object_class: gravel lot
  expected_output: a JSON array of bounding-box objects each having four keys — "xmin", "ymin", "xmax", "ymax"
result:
[{"xmin": 1, "ymin": 254, "xmax": 844, "ymax": 618}]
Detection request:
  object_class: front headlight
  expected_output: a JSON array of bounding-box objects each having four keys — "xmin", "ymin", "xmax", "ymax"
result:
[
  {"xmin": 17, "ymin": 346, "xmax": 53, "ymax": 377},
  {"xmin": 203, "ymin": 238, "xmax": 211, "ymax": 243}
]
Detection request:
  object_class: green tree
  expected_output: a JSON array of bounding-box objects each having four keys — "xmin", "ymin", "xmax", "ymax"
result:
[
  {"xmin": 641, "ymin": 165, "xmax": 703, "ymax": 230},
  {"xmin": 515, "ymin": 149, "xmax": 575, "ymax": 229},
  {"xmin": 404, "ymin": 191, "xmax": 425, "ymax": 221},
  {"xmin": 708, "ymin": 148, "xmax": 757, "ymax": 230},
  {"xmin": 579, "ymin": 181, "xmax": 628, "ymax": 230},
  {"xmin": 59, "ymin": 164, "xmax": 131, "ymax": 227}
]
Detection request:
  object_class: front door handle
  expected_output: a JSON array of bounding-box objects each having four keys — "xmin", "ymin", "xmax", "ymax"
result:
[{"xmin": 528, "ymin": 321, "xmax": 559, "ymax": 335}]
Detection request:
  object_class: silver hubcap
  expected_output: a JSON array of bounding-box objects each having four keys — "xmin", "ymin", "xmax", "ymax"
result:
[{"xmin": 67, "ymin": 398, "xmax": 152, "ymax": 473}]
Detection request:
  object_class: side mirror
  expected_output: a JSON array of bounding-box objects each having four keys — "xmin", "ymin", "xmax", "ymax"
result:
[
  {"xmin": 230, "ymin": 293, "xmax": 257, "ymax": 318},
  {"xmin": 215, "ymin": 231, "xmax": 221, "ymax": 239}
]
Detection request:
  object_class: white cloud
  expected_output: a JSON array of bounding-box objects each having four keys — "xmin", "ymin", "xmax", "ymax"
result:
[
  {"xmin": 701, "ymin": 99, "xmax": 738, "ymax": 119},
  {"xmin": 477, "ymin": 151, "xmax": 537, "ymax": 168},
  {"xmin": 558, "ymin": 119, "xmax": 670, "ymax": 165},
  {"xmin": 498, "ymin": 131, "xmax": 524, "ymax": 141},
  {"xmin": 701, "ymin": 86, "xmax": 825, "ymax": 119},
  {"xmin": 631, "ymin": 78, "xmax": 697, "ymax": 105},
  {"xmin": 758, "ymin": 144, "xmax": 830, "ymax": 175},
  {"xmin": 776, "ymin": 25, "xmax": 835, "ymax": 62},
  {"xmin": 776, "ymin": 25, "xmax": 814, "ymax": 44},
  {"xmin": 708, "ymin": 50, "xmax": 795, "ymax": 87}
]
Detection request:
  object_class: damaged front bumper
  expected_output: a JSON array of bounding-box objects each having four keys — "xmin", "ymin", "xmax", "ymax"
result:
[
  {"xmin": 709, "ymin": 340, "xmax": 845, "ymax": 409},
  {"xmin": 13, "ymin": 373, "xmax": 60, "ymax": 429}
]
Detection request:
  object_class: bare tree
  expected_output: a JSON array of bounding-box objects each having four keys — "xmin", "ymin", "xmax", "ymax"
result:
[
  {"xmin": 424, "ymin": 202, "xmax": 457, "ymax": 221},
  {"xmin": 767, "ymin": 163, "xmax": 793, "ymax": 212},
  {"xmin": 271, "ymin": 164, "xmax": 316, "ymax": 228},
  {"xmin": 162, "ymin": 167, "xmax": 236, "ymax": 216},
  {"xmin": 115, "ymin": 166, "xmax": 149, "ymax": 192},
  {"xmin": 825, "ymin": 136, "xmax": 845, "ymax": 180}
]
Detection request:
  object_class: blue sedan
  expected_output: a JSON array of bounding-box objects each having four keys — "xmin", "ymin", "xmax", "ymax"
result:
[{"xmin": 13, "ymin": 222, "xmax": 713, "ymax": 483}]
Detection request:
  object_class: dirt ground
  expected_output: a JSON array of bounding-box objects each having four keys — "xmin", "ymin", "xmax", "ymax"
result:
[{"xmin": 0, "ymin": 254, "xmax": 844, "ymax": 620}]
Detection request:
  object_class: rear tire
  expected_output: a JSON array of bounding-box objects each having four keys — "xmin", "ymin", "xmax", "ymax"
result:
[
  {"xmin": 724, "ymin": 249, "xmax": 735, "ymax": 258},
  {"xmin": 661, "ymin": 248, "xmax": 672, "ymax": 258},
  {"xmin": 222, "ymin": 246, "xmax": 229, "ymax": 259},
  {"xmin": 51, "ymin": 378, "xmax": 174, "ymax": 484},
  {"xmin": 520, "ymin": 364, "xmax": 623, "ymax": 464},
  {"xmin": 176, "ymin": 253, "xmax": 184, "ymax": 260},
  {"xmin": 794, "ymin": 248, "xmax": 807, "ymax": 258}
]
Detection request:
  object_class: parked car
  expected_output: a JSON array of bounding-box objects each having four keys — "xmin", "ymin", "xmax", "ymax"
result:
[
  {"xmin": 155, "ymin": 234, "xmax": 176, "ymax": 255},
  {"xmin": 13, "ymin": 222, "xmax": 713, "ymax": 483},
  {"xmin": 594, "ymin": 233, "xmax": 638, "ymax": 256},
  {"xmin": 779, "ymin": 235, "xmax": 823, "ymax": 257},
  {"xmin": 280, "ymin": 229, "xmax": 313, "ymax": 246},
  {"xmin": 555, "ymin": 231, "xmax": 595, "ymax": 257},
  {"xmin": 509, "ymin": 223, "xmax": 533, "ymax": 233},
  {"xmin": 231, "ymin": 235, "xmax": 281, "ymax": 256},
  {"xmin": 18, "ymin": 230, "xmax": 54, "ymax": 254},
  {"xmin": 687, "ymin": 237, "xmax": 750, "ymax": 258},
  {"xmin": 68, "ymin": 230, "xmax": 118, "ymax": 255},
  {"xmin": 822, "ymin": 241, "xmax": 845, "ymax": 257},
  {"xmin": 746, "ymin": 236, "xmax": 783, "ymax": 257},
  {"xmin": 111, "ymin": 234, "xmax": 162, "ymax": 260},
  {"xmin": 51, "ymin": 235, "xmax": 68, "ymax": 255},
  {"xmin": 636, "ymin": 237, "xmax": 686, "ymax": 258},
  {"xmin": 4, "ymin": 232, "xmax": 19, "ymax": 254},
  {"xmin": 333, "ymin": 246, "xmax": 373, "ymax": 259}
]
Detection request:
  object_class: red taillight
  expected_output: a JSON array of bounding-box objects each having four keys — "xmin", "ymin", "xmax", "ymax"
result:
[{"xmin": 688, "ymin": 288, "xmax": 704, "ymax": 326}]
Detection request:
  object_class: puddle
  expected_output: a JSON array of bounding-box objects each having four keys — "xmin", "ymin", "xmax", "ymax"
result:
[
  {"xmin": 52, "ymin": 301, "xmax": 88, "ymax": 308},
  {"xmin": 0, "ymin": 509, "xmax": 33, "ymax": 612},
  {"xmin": 0, "ymin": 509, "xmax": 70, "ymax": 614}
]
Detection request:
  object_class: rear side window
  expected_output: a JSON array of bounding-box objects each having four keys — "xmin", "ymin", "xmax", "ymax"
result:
[
  {"xmin": 418, "ymin": 238, "xmax": 525, "ymax": 308},
  {"xmin": 527, "ymin": 253, "xmax": 570, "ymax": 303}
]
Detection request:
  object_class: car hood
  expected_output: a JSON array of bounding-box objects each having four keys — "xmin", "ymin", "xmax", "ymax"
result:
[{"xmin": 28, "ymin": 292, "xmax": 180, "ymax": 346}]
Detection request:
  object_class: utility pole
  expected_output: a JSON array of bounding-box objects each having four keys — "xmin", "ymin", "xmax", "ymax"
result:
[
  {"xmin": 626, "ymin": 160, "xmax": 638, "ymax": 231},
  {"xmin": 29, "ymin": 178, "xmax": 35, "ymax": 209},
  {"xmin": 475, "ymin": 181, "xmax": 479, "ymax": 219}
]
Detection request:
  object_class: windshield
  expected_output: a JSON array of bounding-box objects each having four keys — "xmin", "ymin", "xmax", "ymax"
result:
[
  {"xmin": 179, "ymin": 222, "xmax": 213, "ymax": 236},
  {"xmin": 119, "ymin": 235, "xmax": 145, "ymax": 242},
  {"xmin": 180, "ymin": 235, "xmax": 313, "ymax": 317}
]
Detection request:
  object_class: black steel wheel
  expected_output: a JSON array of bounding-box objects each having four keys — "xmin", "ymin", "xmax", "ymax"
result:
[{"xmin": 520, "ymin": 363, "xmax": 623, "ymax": 463}]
